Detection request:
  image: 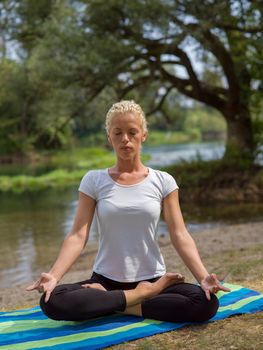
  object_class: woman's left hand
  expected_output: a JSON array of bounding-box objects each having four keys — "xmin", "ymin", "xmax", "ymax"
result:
[{"xmin": 200, "ymin": 273, "xmax": 231, "ymax": 300}]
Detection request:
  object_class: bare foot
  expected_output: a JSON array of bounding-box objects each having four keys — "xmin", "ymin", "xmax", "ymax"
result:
[
  {"xmin": 81, "ymin": 283, "xmax": 107, "ymax": 291},
  {"xmin": 135, "ymin": 272, "xmax": 185, "ymax": 300},
  {"xmin": 123, "ymin": 273, "xmax": 185, "ymax": 307}
]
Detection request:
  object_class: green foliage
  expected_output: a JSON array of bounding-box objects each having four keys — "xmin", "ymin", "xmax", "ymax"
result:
[
  {"xmin": 15, "ymin": 0, "xmax": 54, "ymax": 53},
  {"xmin": 252, "ymin": 117, "xmax": 263, "ymax": 162},
  {"xmin": 144, "ymin": 130, "xmax": 200, "ymax": 146},
  {"xmin": 184, "ymin": 107, "xmax": 226, "ymax": 134},
  {"xmin": 79, "ymin": 133, "xmax": 108, "ymax": 147},
  {"xmin": 46, "ymin": 147, "xmax": 115, "ymax": 169},
  {"xmin": 0, "ymin": 59, "xmax": 36, "ymax": 154}
]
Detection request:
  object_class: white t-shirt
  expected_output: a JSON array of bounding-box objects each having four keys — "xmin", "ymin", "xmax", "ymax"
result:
[{"xmin": 78, "ymin": 167, "xmax": 179, "ymax": 282}]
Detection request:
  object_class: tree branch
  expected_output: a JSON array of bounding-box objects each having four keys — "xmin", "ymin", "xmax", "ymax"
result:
[
  {"xmin": 173, "ymin": 19, "xmax": 241, "ymax": 109},
  {"xmin": 158, "ymin": 65, "xmax": 227, "ymax": 112},
  {"xmin": 146, "ymin": 85, "xmax": 174, "ymax": 116},
  {"xmin": 161, "ymin": 59, "xmax": 181, "ymax": 65},
  {"xmin": 116, "ymin": 75, "xmax": 155, "ymax": 100}
]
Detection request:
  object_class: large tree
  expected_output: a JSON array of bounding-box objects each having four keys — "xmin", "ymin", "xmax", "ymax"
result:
[
  {"xmin": 1, "ymin": 0, "xmax": 262, "ymax": 159},
  {"xmin": 81, "ymin": 0, "xmax": 263, "ymax": 161}
]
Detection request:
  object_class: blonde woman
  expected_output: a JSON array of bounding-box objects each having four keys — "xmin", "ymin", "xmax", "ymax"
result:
[{"xmin": 27, "ymin": 100, "xmax": 229, "ymax": 322}]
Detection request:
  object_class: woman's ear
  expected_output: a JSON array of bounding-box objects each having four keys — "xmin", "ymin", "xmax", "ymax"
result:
[
  {"xmin": 107, "ymin": 134, "xmax": 113, "ymax": 147},
  {"xmin": 142, "ymin": 132, "xmax": 148, "ymax": 142}
]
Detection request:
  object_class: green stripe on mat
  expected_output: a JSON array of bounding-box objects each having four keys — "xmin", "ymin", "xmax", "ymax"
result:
[
  {"xmin": 218, "ymin": 294, "xmax": 263, "ymax": 312},
  {"xmin": 0, "ymin": 318, "xmax": 163, "ymax": 350},
  {"xmin": 0, "ymin": 319, "xmax": 74, "ymax": 334}
]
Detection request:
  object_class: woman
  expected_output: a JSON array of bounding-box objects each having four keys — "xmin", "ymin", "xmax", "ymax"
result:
[{"xmin": 27, "ymin": 100, "xmax": 229, "ymax": 323}]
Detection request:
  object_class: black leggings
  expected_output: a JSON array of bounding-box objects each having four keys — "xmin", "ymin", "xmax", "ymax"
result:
[{"xmin": 40, "ymin": 272, "xmax": 219, "ymax": 323}]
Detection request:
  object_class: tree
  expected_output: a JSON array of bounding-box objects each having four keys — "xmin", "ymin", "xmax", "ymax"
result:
[
  {"xmin": 1, "ymin": 0, "xmax": 262, "ymax": 160},
  {"xmin": 82, "ymin": 0, "xmax": 263, "ymax": 162}
]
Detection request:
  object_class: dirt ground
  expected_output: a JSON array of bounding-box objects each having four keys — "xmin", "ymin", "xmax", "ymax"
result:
[{"xmin": 1, "ymin": 221, "xmax": 263, "ymax": 311}]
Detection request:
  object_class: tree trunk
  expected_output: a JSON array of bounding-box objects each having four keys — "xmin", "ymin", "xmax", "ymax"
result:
[{"xmin": 224, "ymin": 110, "xmax": 255, "ymax": 163}]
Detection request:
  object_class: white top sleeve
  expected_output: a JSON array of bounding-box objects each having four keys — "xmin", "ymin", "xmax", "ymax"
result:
[
  {"xmin": 78, "ymin": 171, "xmax": 97, "ymax": 200},
  {"xmin": 162, "ymin": 171, "xmax": 179, "ymax": 198}
]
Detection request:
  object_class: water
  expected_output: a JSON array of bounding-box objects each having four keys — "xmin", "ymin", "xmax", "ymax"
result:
[
  {"xmin": 144, "ymin": 142, "xmax": 225, "ymax": 167},
  {"xmin": 0, "ymin": 142, "xmax": 262, "ymax": 288},
  {"xmin": 144, "ymin": 142, "xmax": 263, "ymax": 167}
]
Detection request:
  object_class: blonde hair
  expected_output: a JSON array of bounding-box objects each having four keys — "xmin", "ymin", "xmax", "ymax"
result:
[{"xmin": 105, "ymin": 100, "xmax": 148, "ymax": 134}]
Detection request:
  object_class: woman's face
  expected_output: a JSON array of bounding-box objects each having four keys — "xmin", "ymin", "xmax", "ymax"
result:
[{"xmin": 108, "ymin": 112, "xmax": 147, "ymax": 160}]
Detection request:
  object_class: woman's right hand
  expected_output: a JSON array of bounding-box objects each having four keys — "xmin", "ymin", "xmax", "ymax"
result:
[{"xmin": 26, "ymin": 272, "xmax": 58, "ymax": 302}]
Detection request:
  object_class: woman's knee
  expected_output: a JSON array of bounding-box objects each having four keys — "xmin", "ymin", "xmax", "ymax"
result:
[
  {"xmin": 40, "ymin": 292, "xmax": 63, "ymax": 320},
  {"xmin": 178, "ymin": 284, "xmax": 219, "ymax": 322},
  {"xmin": 40, "ymin": 284, "xmax": 77, "ymax": 320},
  {"xmin": 208, "ymin": 293, "xmax": 219, "ymax": 318},
  {"xmin": 195, "ymin": 292, "xmax": 219, "ymax": 322}
]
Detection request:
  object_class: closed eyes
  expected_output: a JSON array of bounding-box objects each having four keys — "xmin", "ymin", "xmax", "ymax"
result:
[{"xmin": 114, "ymin": 130, "xmax": 138, "ymax": 136}]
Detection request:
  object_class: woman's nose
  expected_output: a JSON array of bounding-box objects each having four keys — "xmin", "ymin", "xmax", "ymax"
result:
[{"xmin": 121, "ymin": 133, "xmax": 129, "ymax": 142}]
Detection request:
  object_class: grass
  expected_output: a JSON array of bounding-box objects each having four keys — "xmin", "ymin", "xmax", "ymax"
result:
[{"xmin": 107, "ymin": 243, "xmax": 263, "ymax": 350}]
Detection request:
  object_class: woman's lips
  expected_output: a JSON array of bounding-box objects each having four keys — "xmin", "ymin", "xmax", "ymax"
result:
[{"xmin": 121, "ymin": 146, "xmax": 133, "ymax": 151}]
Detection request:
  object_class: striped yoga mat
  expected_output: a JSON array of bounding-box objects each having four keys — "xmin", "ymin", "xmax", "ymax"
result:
[{"xmin": 0, "ymin": 283, "xmax": 263, "ymax": 350}]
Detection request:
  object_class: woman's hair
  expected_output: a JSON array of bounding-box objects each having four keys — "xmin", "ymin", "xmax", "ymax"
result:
[{"xmin": 105, "ymin": 100, "xmax": 148, "ymax": 134}]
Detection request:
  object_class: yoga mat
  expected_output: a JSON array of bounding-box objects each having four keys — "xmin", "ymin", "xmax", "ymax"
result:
[{"xmin": 0, "ymin": 283, "xmax": 262, "ymax": 350}]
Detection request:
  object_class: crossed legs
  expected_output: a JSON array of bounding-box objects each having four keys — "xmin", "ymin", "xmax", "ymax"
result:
[{"xmin": 40, "ymin": 272, "xmax": 219, "ymax": 323}]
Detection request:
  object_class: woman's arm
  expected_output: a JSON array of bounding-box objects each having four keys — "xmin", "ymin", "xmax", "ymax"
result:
[
  {"xmin": 48, "ymin": 192, "xmax": 96, "ymax": 280},
  {"xmin": 163, "ymin": 190, "xmax": 208, "ymax": 283},
  {"xmin": 163, "ymin": 190, "xmax": 230, "ymax": 299},
  {"xmin": 27, "ymin": 192, "xmax": 96, "ymax": 301}
]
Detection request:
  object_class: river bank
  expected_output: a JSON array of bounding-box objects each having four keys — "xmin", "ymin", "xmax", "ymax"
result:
[
  {"xmin": 1, "ymin": 220, "xmax": 262, "ymax": 311},
  {"xmin": 1, "ymin": 143, "xmax": 263, "ymax": 204},
  {"xmin": 164, "ymin": 159, "xmax": 263, "ymax": 203}
]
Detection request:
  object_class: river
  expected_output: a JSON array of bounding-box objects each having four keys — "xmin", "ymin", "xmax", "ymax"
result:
[{"xmin": 0, "ymin": 142, "xmax": 262, "ymax": 287}]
